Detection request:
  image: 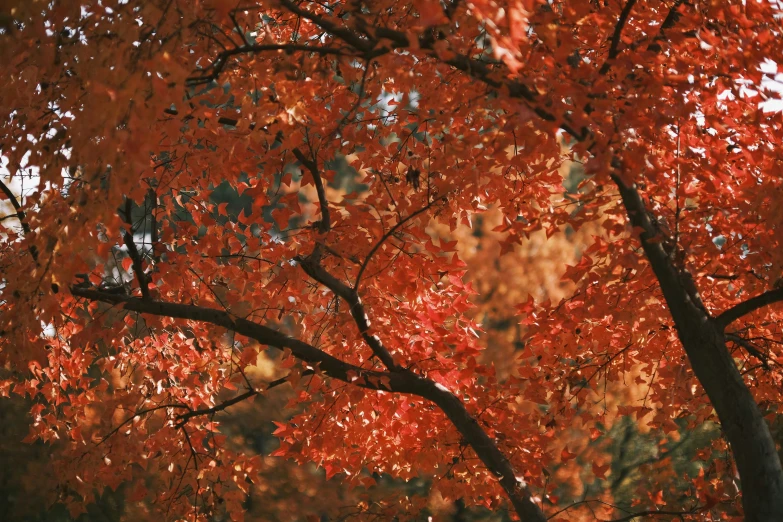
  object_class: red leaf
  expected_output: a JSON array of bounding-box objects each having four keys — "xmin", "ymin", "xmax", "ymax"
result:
[{"xmin": 560, "ymin": 447, "xmax": 577, "ymax": 463}]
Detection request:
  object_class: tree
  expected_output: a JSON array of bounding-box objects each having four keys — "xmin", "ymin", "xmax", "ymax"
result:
[{"xmin": 1, "ymin": 0, "xmax": 783, "ymax": 520}]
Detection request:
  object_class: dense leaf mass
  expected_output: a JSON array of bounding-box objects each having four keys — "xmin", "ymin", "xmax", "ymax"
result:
[{"xmin": 1, "ymin": 1, "xmax": 783, "ymax": 520}]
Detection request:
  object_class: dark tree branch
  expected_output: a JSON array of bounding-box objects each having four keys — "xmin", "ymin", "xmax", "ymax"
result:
[
  {"xmin": 290, "ymin": 143, "xmax": 416, "ymax": 372},
  {"xmin": 608, "ymin": 508, "xmax": 701, "ymax": 522},
  {"xmin": 182, "ymin": 2, "xmax": 778, "ymax": 517},
  {"xmin": 292, "ymin": 147, "xmax": 330, "ymax": 234},
  {"xmin": 194, "ymin": 0, "xmax": 691, "ymax": 147},
  {"xmin": 91, "ymin": 373, "xmax": 311, "ymax": 456},
  {"xmin": 275, "ymin": 0, "xmax": 585, "ymax": 141},
  {"xmin": 326, "ymin": 58, "xmax": 372, "ymax": 142},
  {"xmin": 70, "ymin": 286, "xmax": 546, "ymax": 522},
  {"xmin": 708, "ymin": 273, "xmax": 740, "ymax": 281},
  {"xmin": 610, "ymin": 172, "xmax": 707, "ymax": 320},
  {"xmin": 185, "ymin": 43, "xmax": 356, "ymax": 85},
  {"xmin": 547, "ymin": 497, "xmax": 703, "ymax": 521},
  {"xmin": 290, "ymin": 144, "xmax": 400, "ymax": 371},
  {"xmin": 297, "ymin": 255, "xmax": 399, "ymax": 371},
  {"xmin": 599, "ymin": 0, "xmax": 638, "ymax": 75},
  {"xmin": 175, "ymin": 389, "xmax": 255, "ymax": 428},
  {"xmin": 716, "ymin": 288, "xmax": 783, "ymax": 329},
  {"xmin": 443, "ymin": 0, "xmax": 462, "ymax": 20},
  {"xmin": 93, "ymin": 403, "xmax": 189, "ymax": 448},
  {"xmin": 173, "ymin": 371, "xmax": 313, "ymax": 428},
  {"xmin": 121, "ymin": 197, "xmax": 151, "ymax": 299},
  {"xmin": 647, "ymin": 0, "xmax": 686, "ymax": 53},
  {"xmin": 611, "ymin": 172, "xmax": 783, "ymax": 518},
  {"xmin": 70, "ymin": 286, "xmax": 388, "ymax": 387},
  {"xmin": 0, "ymin": 179, "xmax": 31, "ymax": 235},
  {"xmin": 147, "ymin": 188, "xmax": 160, "ymax": 265},
  {"xmin": 186, "ymin": 0, "xmax": 586, "ymax": 142},
  {"xmin": 726, "ymin": 333, "xmax": 770, "ymax": 369},
  {"xmin": 0, "ymin": 178, "xmax": 37, "ymax": 261},
  {"xmin": 276, "ymin": 0, "xmax": 374, "ymax": 54}
]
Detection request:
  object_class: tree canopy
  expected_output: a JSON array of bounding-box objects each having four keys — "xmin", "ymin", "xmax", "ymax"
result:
[{"xmin": 2, "ymin": 1, "xmax": 783, "ymax": 520}]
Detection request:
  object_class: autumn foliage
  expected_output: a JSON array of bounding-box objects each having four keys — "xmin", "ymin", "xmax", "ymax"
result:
[{"xmin": 2, "ymin": 1, "xmax": 783, "ymax": 521}]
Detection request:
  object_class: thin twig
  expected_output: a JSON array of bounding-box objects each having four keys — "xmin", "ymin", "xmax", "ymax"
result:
[
  {"xmin": 174, "ymin": 371, "xmax": 313, "ymax": 428},
  {"xmin": 726, "ymin": 333, "xmax": 770, "ymax": 369},
  {"xmin": 355, "ymin": 196, "xmax": 445, "ymax": 288}
]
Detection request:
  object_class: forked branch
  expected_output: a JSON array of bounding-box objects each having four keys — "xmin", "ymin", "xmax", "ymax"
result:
[
  {"xmin": 297, "ymin": 255, "xmax": 399, "ymax": 370},
  {"xmin": 0, "ymin": 179, "xmax": 31, "ymax": 235},
  {"xmin": 70, "ymin": 286, "xmax": 386, "ymax": 386},
  {"xmin": 70, "ymin": 286, "xmax": 546, "ymax": 522},
  {"xmin": 355, "ymin": 196, "xmax": 445, "ymax": 288}
]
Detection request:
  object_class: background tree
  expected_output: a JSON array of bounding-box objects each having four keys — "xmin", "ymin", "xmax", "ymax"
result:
[{"xmin": 2, "ymin": 1, "xmax": 783, "ymax": 521}]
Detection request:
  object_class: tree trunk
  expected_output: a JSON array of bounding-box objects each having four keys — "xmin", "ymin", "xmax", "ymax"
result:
[
  {"xmin": 614, "ymin": 176, "xmax": 783, "ymax": 520},
  {"xmin": 679, "ymin": 320, "xmax": 783, "ymax": 521}
]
